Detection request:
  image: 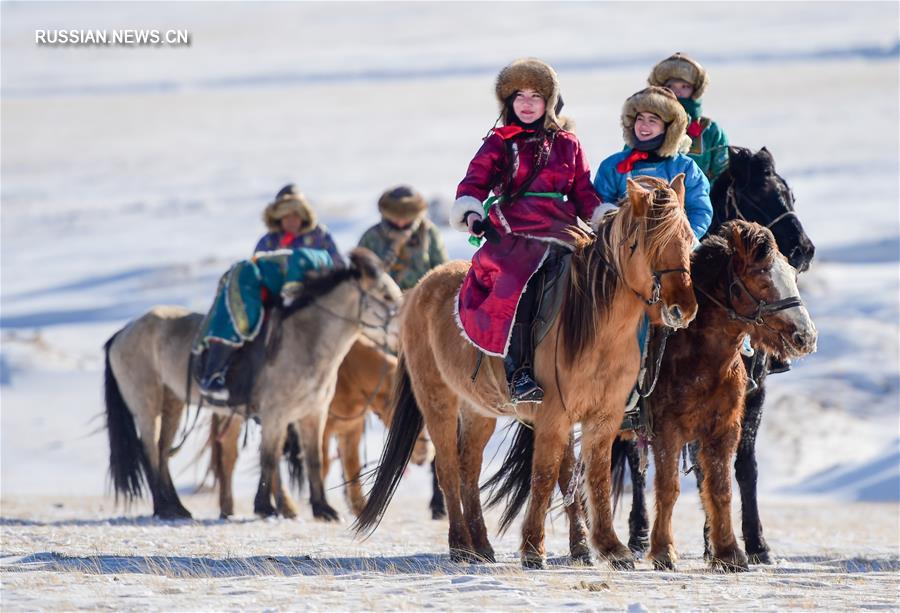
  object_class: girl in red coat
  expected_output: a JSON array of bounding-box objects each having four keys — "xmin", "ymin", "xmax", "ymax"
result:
[{"xmin": 451, "ymin": 58, "xmax": 603, "ymax": 403}]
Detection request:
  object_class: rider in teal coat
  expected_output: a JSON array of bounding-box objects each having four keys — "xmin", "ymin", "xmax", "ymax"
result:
[{"xmin": 593, "ymin": 86, "xmax": 712, "ymax": 240}]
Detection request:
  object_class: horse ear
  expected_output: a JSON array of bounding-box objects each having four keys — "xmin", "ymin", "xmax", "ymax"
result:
[
  {"xmin": 349, "ymin": 247, "xmax": 384, "ymax": 289},
  {"xmin": 729, "ymin": 222, "xmax": 749, "ymax": 270},
  {"xmin": 669, "ymin": 173, "xmax": 686, "ymax": 208},
  {"xmin": 626, "ymin": 178, "xmax": 650, "ymax": 217}
]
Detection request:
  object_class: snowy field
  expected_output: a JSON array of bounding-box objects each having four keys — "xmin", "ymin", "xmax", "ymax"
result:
[{"xmin": 2, "ymin": 1, "xmax": 899, "ymax": 610}]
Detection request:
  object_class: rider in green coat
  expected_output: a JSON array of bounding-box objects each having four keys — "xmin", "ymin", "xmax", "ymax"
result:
[{"xmin": 648, "ymin": 53, "xmax": 730, "ymax": 186}]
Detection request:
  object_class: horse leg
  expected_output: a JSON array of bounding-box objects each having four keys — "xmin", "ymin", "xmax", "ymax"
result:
[
  {"xmin": 520, "ymin": 423, "xmax": 570, "ymax": 570},
  {"xmin": 337, "ymin": 428, "xmax": 366, "ymax": 517},
  {"xmin": 698, "ymin": 431, "xmax": 749, "ymax": 572},
  {"xmin": 736, "ymin": 384, "xmax": 772, "ymax": 564},
  {"xmin": 212, "ymin": 414, "xmax": 242, "ymax": 519},
  {"xmin": 253, "ymin": 414, "xmax": 287, "ymax": 518},
  {"xmin": 457, "ymin": 410, "xmax": 496, "ymax": 563},
  {"xmin": 625, "ymin": 438, "xmax": 650, "ymax": 556},
  {"xmin": 581, "ymin": 420, "xmax": 634, "ymax": 570},
  {"xmin": 299, "ymin": 414, "xmax": 339, "ymax": 522},
  {"xmin": 557, "ymin": 432, "xmax": 591, "ymax": 565},
  {"xmin": 649, "ymin": 434, "xmax": 681, "ymax": 570},
  {"xmin": 430, "ymin": 459, "xmax": 447, "ymax": 520},
  {"xmin": 688, "ymin": 441, "xmax": 712, "ymax": 560},
  {"xmin": 154, "ymin": 389, "xmax": 192, "ymax": 519}
]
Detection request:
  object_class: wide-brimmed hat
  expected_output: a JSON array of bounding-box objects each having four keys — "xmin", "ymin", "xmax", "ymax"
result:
[
  {"xmin": 495, "ymin": 58, "xmax": 565, "ymax": 131},
  {"xmin": 378, "ymin": 185, "xmax": 427, "ymax": 224},
  {"xmin": 648, "ymin": 52, "xmax": 709, "ymax": 100},
  {"xmin": 621, "ymin": 86, "xmax": 692, "ymax": 157},
  {"xmin": 262, "ymin": 184, "xmax": 317, "ymax": 232}
]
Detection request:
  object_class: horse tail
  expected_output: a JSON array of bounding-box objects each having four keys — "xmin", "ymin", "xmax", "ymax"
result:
[
  {"xmin": 354, "ymin": 354, "xmax": 422, "ymax": 536},
  {"xmin": 103, "ymin": 332, "xmax": 146, "ymax": 502},
  {"xmin": 481, "ymin": 421, "xmax": 534, "ymax": 535},
  {"xmin": 610, "ymin": 435, "xmax": 629, "ymax": 514},
  {"xmin": 283, "ymin": 423, "xmax": 306, "ymax": 494}
]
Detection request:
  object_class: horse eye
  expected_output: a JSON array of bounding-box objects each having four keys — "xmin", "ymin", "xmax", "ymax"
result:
[{"xmin": 630, "ymin": 240, "xmax": 638, "ymax": 254}]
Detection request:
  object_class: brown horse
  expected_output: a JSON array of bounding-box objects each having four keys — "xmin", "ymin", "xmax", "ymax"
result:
[
  {"xmin": 489, "ymin": 220, "xmax": 817, "ymax": 571},
  {"xmin": 356, "ymin": 176, "xmax": 698, "ymax": 570},
  {"xmin": 209, "ymin": 336, "xmax": 434, "ymax": 518},
  {"xmin": 637, "ymin": 220, "xmax": 817, "ymax": 571}
]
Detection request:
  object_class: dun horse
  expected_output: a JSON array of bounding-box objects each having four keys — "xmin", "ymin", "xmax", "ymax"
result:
[
  {"xmin": 208, "ymin": 336, "xmax": 434, "ymax": 519},
  {"xmin": 356, "ymin": 176, "xmax": 697, "ymax": 570},
  {"xmin": 103, "ymin": 249, "xmax": 403, "ymax": 519},
  {"xmin": 488, "ymin": 220, "xmax": 817, "ymax": 571},
  {"xmin": 616, "ymin": 146, "xmax": 817, "ymax": 563}
]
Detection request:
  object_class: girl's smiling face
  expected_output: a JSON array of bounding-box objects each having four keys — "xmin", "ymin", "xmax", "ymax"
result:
[
  {"xmin": 634, "ymin": 112, "xmax": 665, "ymax": 141},
  {"xmin": 512, "ymin": 89, "xmax": 546, "ymax": 124}
]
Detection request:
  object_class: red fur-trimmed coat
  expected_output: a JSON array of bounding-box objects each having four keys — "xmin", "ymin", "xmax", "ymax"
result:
[{"xmin": 451, "ymin": 126, "xmax": 602, "ymax": 356}]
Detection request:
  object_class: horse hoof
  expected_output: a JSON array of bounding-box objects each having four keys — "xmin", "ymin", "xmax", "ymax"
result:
[
  {"xmin": 473, "ymin": 549, "xmax": 497, "ymax": 564},
  {"xmin": 312, "ymin": 503, "xmax": 341, "ymax": 523},
  {"xmin": 748, "ymin": 550, "xmax": 773, "ymax": 565},
  {"xmin": 450, "ymin": 549, "xmax": 473, "ymax": 564},
  {"xmin": 710, "ymin": 549, "xmax": 749, "ymax": 573},
  {"xmin": 628, "ymin": 537, "xmax": 649, "ymax": 556},
  {"xmin": 521, "ymin": 554, "xmax": 545, "ymax": 570},
  {"xmin": 652, "ymin": 557, "xmax": 676, "ymax": 571},
  {"xmin": 156, "ymin": 507, "xmax": 192, "ymax": 521},
  {"xmin": 431, "ymin": 507, "xmax": 447, "ymax": 521},
  {"xmin": 570, "ymin": 551, "xmax": 593, "ymax": 567},
  {"xmin": 609, "ymin": 556, "xmax": 636, "ymax": 571}
]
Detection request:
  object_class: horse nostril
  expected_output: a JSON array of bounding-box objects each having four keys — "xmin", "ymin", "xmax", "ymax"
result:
[
  {"xmin": 669, "ymin": 305, "xmax": 683, "ymax": 321},
  {"xmin": 792, "ymin": 330, "xmax": 816, "ymax": 349}
]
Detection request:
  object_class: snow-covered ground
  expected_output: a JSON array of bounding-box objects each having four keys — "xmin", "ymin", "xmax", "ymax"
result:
[{"xmin": 2, "ymin": 2, "xmax": 898, "ymax": 610}]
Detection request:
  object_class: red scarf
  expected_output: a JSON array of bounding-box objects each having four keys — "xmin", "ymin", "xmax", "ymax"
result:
[
  {"xmin": 687, "ymin": 120, "xmax": 705, "ymax": 139},
  {"xmin": 492, "ymin": 125, "xmax": 534, "ymax": 140},
  {"xmin": 279, "ymin": 232, "xmax": 296, "ymax": 248},
  {"xmin": 616, "ymin": 150, "xmax": 649, "ymax": 174}
]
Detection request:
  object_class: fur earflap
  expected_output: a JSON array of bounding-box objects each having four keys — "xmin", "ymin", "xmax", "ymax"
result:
[
  {"xmin": 648, "ymin": 52, "xmax": 709, "ymax": 100},
  {"xmin": 378, "ymin": 185, "xmax": 427, "ymax": 224},
  {"xmin": 590, "ymin": 202, "xmax": 618, "ymax": 231},
  {"xmin": 263, "ymin": 184, "xmax": 317, "ymax": 233},
  {"xmin": 495, "ymin": 58, "xmax": 563, "ymax": 131},
  {"xmin": 621, "ymin": 86, "xmax": 691, "ymax": 158}
]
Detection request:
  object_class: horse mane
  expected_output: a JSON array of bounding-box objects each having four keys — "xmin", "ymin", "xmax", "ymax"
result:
[
  {"xmin": 691, "ymin": 221, "xmax": 775, "ymax": 298},
  {"xmin": 561, "ymin": 177, "xmax": 690, "ymax": 361},
  {"xmin": 280, "ymin": 266, "xmax": 358, "ymax": 318}
]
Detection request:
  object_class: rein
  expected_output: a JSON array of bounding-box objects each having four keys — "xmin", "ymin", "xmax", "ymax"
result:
[
  {"xmin": 724, "ymin": 180, "xmax": 799, "ymax": 233},
  {"xmin": 694, "ymin": 257, "xmax": 804, "ymax": 328},
  {"xmin": 311, "ymin": 280, "xmax": 397, "ymax": 332}
]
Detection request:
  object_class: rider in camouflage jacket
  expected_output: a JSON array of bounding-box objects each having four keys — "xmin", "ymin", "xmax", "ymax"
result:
[{"xmin": 358, "ymin": 186, "xmax": 447, "ymax": 292}]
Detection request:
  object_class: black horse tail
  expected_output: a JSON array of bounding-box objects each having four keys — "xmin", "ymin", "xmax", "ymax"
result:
[
  {"xmin": 104, "ymin": 332, "xmax": 146, "ymax": 502},
  {"xmin": 354, "ymin": 355, "xmax": 423, "ymax": 536},
  {"xmin": 283, "ymin": 423, "xmax": 306, "ymax": 494},
  {"xmin": 481, "ymin": 421, "xmax": 534, "ymax": 535},
  {"xmin": 610, "ymin": 436, "xmax": 630, "ymax": 514}
]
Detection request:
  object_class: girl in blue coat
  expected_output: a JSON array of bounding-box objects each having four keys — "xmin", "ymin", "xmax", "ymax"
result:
[{"xmin": 594, "ymin": 86, "xmax": 712, "ymax": 241}]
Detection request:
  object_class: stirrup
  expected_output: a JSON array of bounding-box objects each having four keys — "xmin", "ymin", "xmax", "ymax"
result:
[{"xmin": 509, "ymin": 369, "xmax": 544, "ymax": 404}]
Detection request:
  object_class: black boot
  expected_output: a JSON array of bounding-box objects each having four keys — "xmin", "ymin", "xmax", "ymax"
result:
[
  {"xmin": 198, "ymin": 341, "xmax": 236, "ymax": 404},
  {"xmin": 504, "ymin": 323, "xmax": 543, "ymax": 404}
]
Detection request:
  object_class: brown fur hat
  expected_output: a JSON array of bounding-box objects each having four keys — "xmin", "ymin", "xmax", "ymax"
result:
[
  {"xmin": 378, "ymin": 185, "xmax": 427, "ymax": 223},
  {"xmin": 621, "ymin": 86, "xmax": 692, "ymax": 157},
  {"xmin": 648, "ymin": 52, "xmax": 709, "ymax": 100},
  {"xmin": 495, "ymin": 58, "xmax": 564, "ymax": 131},
  {"xmin": 263, "ymin": 184, "xmax": 317, "ymax": 233}
]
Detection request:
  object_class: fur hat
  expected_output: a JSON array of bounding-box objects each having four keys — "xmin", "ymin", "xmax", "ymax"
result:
[
  {"xmin": 378, "ymin": 185, "xmax": 427, "ymax": 223},
  {"xmin": 621, "ymin": 86, "xmax": 692, "ymax": 157},
  {"xmin": 495, "ymin": 58, "xmax": 565, "ymax": 131},
  {"xmin": 648, "ymin": 52, "xmax": 709, "ymax": 100},
  {"xmin": 263, "ymin": 184, "xmax": 317, "ymax": 233}
]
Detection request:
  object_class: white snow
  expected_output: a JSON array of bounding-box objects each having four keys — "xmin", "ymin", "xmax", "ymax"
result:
[{"xmin": 2, "ymin": 2, "xmax": 898, "ymax": 610}]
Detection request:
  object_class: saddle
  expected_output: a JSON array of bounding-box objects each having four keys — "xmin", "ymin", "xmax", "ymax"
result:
[
  {"xmin": 530, "ymin": 246, "xmax": 571, "ymax": 349},
  {"xmin": 192, "ymin": 307, "xmax": 283, "ymax": 409}
]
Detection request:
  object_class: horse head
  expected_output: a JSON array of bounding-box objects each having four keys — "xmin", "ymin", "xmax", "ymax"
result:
[
  {"xmin": 716, "ymin": 220, "xmax": 817, "ymax": 358},
  {"xmin": 715, "ymin": 146, "xmax": 815, "ymax": 272},
  {"xmin": 621, "ymin": 175, "xmax": 698, "ymax": 329},
  {"xmin": 348, "ymin": 247, "xmax": 404, "ymax": 341}
]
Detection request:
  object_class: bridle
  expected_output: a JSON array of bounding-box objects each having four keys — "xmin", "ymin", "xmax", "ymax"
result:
[
  {"xmin": 694, "ymin": 256, "xmax": 804, "ymax": 328},
  {"xmin": 723, "ymin": 176, "xmax": 800, "ymax": 233},
  {"xmin": 312, "ymin": 278, "xmax": 398, "ymax": 333}
]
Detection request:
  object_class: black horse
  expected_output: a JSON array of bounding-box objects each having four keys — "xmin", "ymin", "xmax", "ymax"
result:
[{"xmin": 617, "ymin": 146, "xmax": 815, "ymax": 564}]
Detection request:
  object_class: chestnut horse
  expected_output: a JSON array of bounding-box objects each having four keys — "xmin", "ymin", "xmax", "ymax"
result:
[
  {"xmin": 616, "ymin": 146, "xmax": 817, "ymax": 563},
  {"xmin": 356, "ymin": 176, "xmax": 697, "ymax": 570},
  {"xmin": 208, "ymin": 336, "xmax": 434, "ymax": 519},
  {"xmin": 488, "ymin": 220, "xmax": 817, "ymax": 571}
]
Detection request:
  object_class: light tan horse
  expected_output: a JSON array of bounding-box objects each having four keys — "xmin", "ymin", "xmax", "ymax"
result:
[
  {"xmin": 209, "ymin": 336, "xmax": 434, "ymax": 518},
  {"xmin": 357, "ymin": 176, "xmax": 698, "ymax": 570},
  {"xmin": 104, "ymin": 249, "xmax": 403, "ymax": 519}
]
